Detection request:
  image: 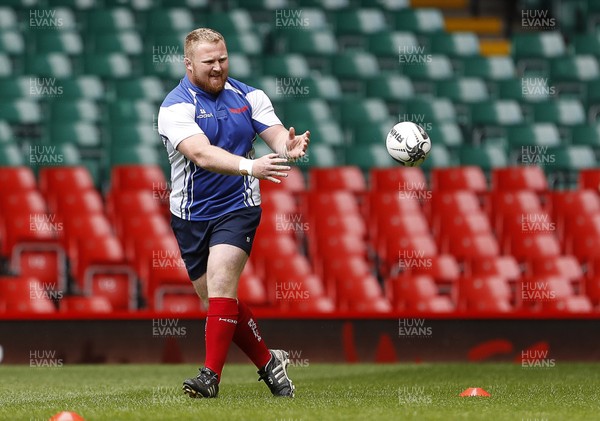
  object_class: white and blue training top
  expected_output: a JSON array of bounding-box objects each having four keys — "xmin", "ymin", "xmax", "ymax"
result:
[{"xmin": 158, "ymin": 75, "xmax": 282, "ymax": 221}]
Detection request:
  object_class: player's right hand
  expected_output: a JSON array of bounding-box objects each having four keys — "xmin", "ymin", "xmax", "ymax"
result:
[{"xmin": 253, "ymin": 153, "xmax": 291, "ymax": 183}]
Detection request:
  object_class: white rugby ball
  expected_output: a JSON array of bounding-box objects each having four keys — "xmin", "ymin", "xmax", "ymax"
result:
[{"xmin": 385, "ymin": 121, "xmax": 432, "ymax": 167}]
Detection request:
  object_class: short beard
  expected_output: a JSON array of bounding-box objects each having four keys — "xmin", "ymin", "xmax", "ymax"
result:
[{"xmin": 190, "ymin": 73, "xmax": 227, "ymax": 95}]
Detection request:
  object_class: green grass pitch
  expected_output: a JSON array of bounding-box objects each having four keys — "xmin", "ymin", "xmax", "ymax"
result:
[{"xmin": 0, "ymin": 363, "xmax": 598, "ymax": 420}]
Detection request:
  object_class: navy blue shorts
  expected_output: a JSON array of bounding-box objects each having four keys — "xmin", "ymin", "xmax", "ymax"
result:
[{"xmin": 170, "ymin": 206, "xmax": 262, "ymax": 280}]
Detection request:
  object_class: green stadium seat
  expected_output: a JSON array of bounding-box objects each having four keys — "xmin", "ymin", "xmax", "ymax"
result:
[
  {"xmin": 110, "ymin": 123, "xmax": 160, "ymax": 147},
  {"xmin": 59, "ymin": 76, "xmax": 105, "ymax": 100},
  {"xmin": 223, "ymin": 31, "xmax": 263, "ymax": 56},
  {"xmin": 394, "ymin": 8, "xmax": 445, "ymax": 33},
  {"xmin": 35, "ymin": 31, "xmax": 83, "ymax": 55},
  {"xmin": 0, "ymin": 121, "xmax": 13, "ymax": 143},
  {"xmin": 497, "ymin": 78, "xmax": 553, "ymax": 103},
  {"xmin": 339, "ymin": 98, "xmax": 391, "ymax": 129},
  {"xmin": 376, "ymin": 0, "xmax": 409, "ymax": 10},
  {"xmin": 283, "ymin": 99, "xmax": 333, "ymax": 127},
  {"xmin": 368, "ymin": 31, "xmax": 419, "ymax": 57},
  {"xmin": 550, "ymin": 55, "xmax": 600, "ymax": 82},
  {"xmin": 103, "ymin": 0, "xmax": 155, "ymax": 9},
  {"xmin": 160, "ymin": 0, "xmax": 208, "ymax": 8},
  {"xmin": 0, "ymin": 54, "xmax": 13, "ymax": 77},
  {"xmin": 308, "ymin": 121, "xmax": 344, "ymax": 146},
  {"xmin": 334, "ymin": 8, "xmax": 388, "ymax": 34},
  {"xmin": 506, "ymin": 123, "xmax": 561, "ymax": 149},
  {"xmin": 276, "ymin": 8, "xmax": 328, "ymax": 30},
  {"xmin": 0, "ymin": 77, "xmax": 32, "ymax": 100},
  {"xmin": 49, "ymin": 122, "xmax": 102, "ymax": 148},
  {"xmin": 301, "ymin": 144, "xmax": 340, "ymax": 168},
  {"xmin": 353, "ymin": 120, "xmax": 395, "ymax": 145},
  {"xmin": 420, "ymin": 144, "xmax": 453, "ymax": 170},
  {"xmin": 114, "ymin": 77, "xmax": 166, "ymax": 101},
  {"xmin": 144, "ymin": 8, "xmax": 196, "ymax": 33},
  {"xmin": 366, "ymin": 75, "xmax": 414, "ymax": 100},
  {"xmin": 47, "ymin": 0, "xmax": 98, "ymax": 9},
  {"xmin": 470, "ymin": 100, "xmax": 524, "ymax": 127},
  {"xmin": 83, "ymin": 53, "xmax": 133, "ymax": 78},
  {"xmin": 573, "ymin": 34, "xmax": 600, "ymax": 56},
  {"xmin": 109, "ymin": 100, "xmax": 156, "ymax": 124},
  {"xmin": 402, "ymin": 55, "xmax": 453, "ymax": 81},
  {"xmin": 512, "ymin": 32, "xmax": 566, "ymax": 60},
  {"xmin": 427, "ymin": 122, "xmax": 464, "ymax": 148},
  {"xmin": 50, "ymin": 100, "xmax": 103, "ymax": 124},
  {"xmin": 0, "ymin": 31, "xmax": 24, "ymax": 56},
  {"xmin": 281, "ymin": 29, "xmax": 338, "ymax": 55},
  {"xmin": 436, "ymin": 77, "xmax": 489, "ymax": 104},
  {"xmin": 587, "ymin": 80, "xmax": 600, "ymax": 110},
  {"xmin": 428, "ymin": 32, "xmax": 480, "ymax": 57},
  {"xmin": 110, "ymin": 145, "xmax": 161, "ymax": 166},
  {"xmin": 0, "ymin": 7, "xmax": 18, "ymax": 30},
  {"xmin": 331, "ymin": 52, "xmax": 380, "ymax": 79},
  {"xmin": 298, "ymin": 0, "xmax": 349, "ymax": 9},
  {"xmin": 209, "ymin": 11, "xmax": 253, "ymax": 34},
  {"xmin": 26, "ymin": 53, "xmax": 73, "ymax": 78},
  {"xmin": 404, "ymin": 98, "xmax": 457, "ymax": 123},
  {"xmin": 263, "ymin": 54, "xmax": 311, "ymax": 77},
  {"xmin": 27, "ymin": 7, "xmax": 78, "ymax": 31},
  {"xmin": 28, "ymin": 142, "xmax": 81, "ymax": 168},
  {"xmin": 0, "ymin": 100, "xmax": 43, "ymax": 124},
  {"xmin": 94, "ymin": 32, "xmax": 143, "ymax": 55},
  {"xmin": 243, "ymin": 0, "xmax": 289, "ymax": 10},
  {"xmin": 346, "ymin": 144, "xmax": 396, "ymax": 169},
  {"xmin": 0, "ymin": 143, "xmax": 24, "ymax": 166},
  {"xmin": 85, "ymin": 8, "xmax": 137, "ymax": 33},
  {"xmin": 461, "ymin": 56, "xmax": 516, "ymax": 80},
  {"xmin": 549, "ymin": 145, "xmax": 597, "ymax": 171},
  {"xmin": 248, "ymin": 75, "xmax": 342, "ymax": 102},
  {"xmin": 459, "ymin": 145, "xmax": 508, "ymax": 170},
  {"xmin": 533, "ymin": 99, "xmax": 586, "ymax": 127},
  {"xmin": 571, "ymin": 124, "xmax": 600, "ymax": 148}
]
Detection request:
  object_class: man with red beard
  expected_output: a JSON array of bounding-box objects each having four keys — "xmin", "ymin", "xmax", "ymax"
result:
[{"xmin": 158, "ymin": 28, "xmax": 309, "ymax": 398}]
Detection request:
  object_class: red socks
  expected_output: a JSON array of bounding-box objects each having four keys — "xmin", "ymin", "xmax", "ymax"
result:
[
  {"xmin": 204, "ymin": 297, "xmax": 239, "ymax": 379},
  {"xmin": 204, "ymin": 298, "xmax": 272, "ymax": 379},
  {"xmin": 233, "ymin": 300, "xmax": 272, "ymax": 369}
]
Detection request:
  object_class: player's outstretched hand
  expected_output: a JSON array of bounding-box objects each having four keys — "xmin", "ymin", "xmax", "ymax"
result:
[
  {"xmin": 285, "ymin": 127, "xmax": 310, "ymax": 161},
  {"xmin": 253, "ymin": 153, "xmax": 291, "ymax": 183}
]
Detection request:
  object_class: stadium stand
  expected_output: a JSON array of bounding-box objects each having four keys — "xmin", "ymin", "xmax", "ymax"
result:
[{"xmin": 0, "ymin": 0, "xmax": 598, "ymax": 318}]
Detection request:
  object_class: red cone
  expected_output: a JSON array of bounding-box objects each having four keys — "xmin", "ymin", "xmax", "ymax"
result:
[
  {"xmin": 459, "ymin": 387, "xmax": 491, "ymax": 397},
  {"xmin": 49, "ymin": 411, "xmax": 85, "ymax": 421}
]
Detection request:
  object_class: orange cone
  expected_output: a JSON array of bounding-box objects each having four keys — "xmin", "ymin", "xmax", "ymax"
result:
[
  {"xmin": 459, "ymin": 387, "xmax": 491, "ymax": 397},
  {"xmin": 49, "ymin": 411, "xmax": 85, "ymax": 421}
]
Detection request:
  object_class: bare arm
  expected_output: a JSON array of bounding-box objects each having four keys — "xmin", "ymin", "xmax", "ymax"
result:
[
  {"xmin": 176, "ymin": 133, "xmax": 291, "ymax": 183},
  {"xmin": 260, "ymin": 124, "xmax": 310, "ymax": 160}
]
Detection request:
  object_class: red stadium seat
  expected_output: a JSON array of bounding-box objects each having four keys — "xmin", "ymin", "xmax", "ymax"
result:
[
  {"xmin": 13, "ymin": 249, "xmax": 67, "ymax": 292},
  {"xmin": 367, "ymin": 191, "xmax": 424, "ymax": 246},
  {"xmin": 286, "ymin": 295, "xmax": 336, "ymax": 313},
  {"xmin": 509, "ymin": 232, "xmax": 561, "ymax": 263},
  {"xmin": 110, "ymin": 164, "xmax": 168, "ymax": 192},
  {"xmin": 238, "ymin": 271, "xmax": 268, "ymax": 307},
  {"xmin": 54, "ymin": 190, "xmax": 105, "ymax": 221},
  {"xmin": 430, "ymin": 166, "xmax": 487, "ymax": 193},
  {"xmin": 370, "ymin": 167, "xmax": 428, "ymax": 192},
  {"xmin": 498, "ymin": 210, "xmax": 555, "ymax": 252},
  {"xmin": 322, "ymin": 255, "xmax": 372, "ymax": 300},
  {"xmin": 132, "ymin": 234, "xmax": 181, "ymax": 292},
  {"xmin": 251, "ymin": 234, "xmax": 299, "ymax": 279},
  {"xmin": 487, "ymin": 190, "xmax": 544, "ymax": 234},
  {"xmin": 313, "ymin": 233, "xmax": 368, "ymax": 275},
  {"xmin": 520, "ymin": 276, "xmax": 593, "ymax": 313},
  {"xmin": 386, "ymin": 275, "xmax": 454, "ymax": 312},
  {"xmin": 336, "ymin": 274, "xmax": 391, "ymax": 313},
  {"xmin": 59, "ymin": 296, "xmax": 113, "ymax": 313},
  {"xmin": 437, "ymin": 212, "xmax": 492, "ymax": 253},
  {"xmin": 309, "ymin": 166, "xmax": 367, "ymax": 192},
  {"xmin": 120, "ymin": 213, "xmax": 172, "ymax": 262},
  {"xmin": 467, "ymin": 255, "xmax": 521, "ymax": 281},
  {"xmin": 584, "ymin": 276, "xmax": 600, "ymax": 308},
  {"xmin": 62, "ymin": 215, "xmax": 114, "ymax": 267},
  {"xmin": 305, "ymin": 191, "xmax": 361, "ymax": 218},
  {"xmin": 159, "ymin": 293, "xmax": 203, "ymax": 313},
  {"xmin": 0, "ymin": 276, "xmax": 56, "ymax": 313},
  {"xmin": 260, "ymin": 166, "xmax": 305, "ymax": 194},
  {"xmin": 375, "ymin": 214, "xmax": 430, "ymax": 259},
  {"xmin": 458, "ymin": 276, "xmax": 513, "ymax": 312},
  {"xmin": 571, "ymin": 233, "xmax": 600, "ymax": 263},
  {"xmin": 107, "ymin": 190, "xmax": 162, "ymax": 234},
  {"xmin": 491, "ymin": 166, "xmax": 548, "ymax": 193},
  {"xmin": 38, "ymin": 166, "xmax": 95, "ymax": 211},
  {"xmin": 77, "ymin": 235, "xmax": 136, "ymax": 310},
  {"xmin": 312, "ymin": 213, "xmax": 367, "ymax": 240},
  {"xmin": 385, "ymin": 234, "xmax": 438, "ymax": 278},
  {"xmin": 447, "ymin": 233, "xmax": 500, "ymax": 264},
  {"xmin": 426, "ymin": 190, "xmax": 482, "ymax": 233},
  {"xmin": 260, "ymin": 190, "xmax": 298, "ymax": 216},
  {"xmin": 528, "ymin": 255, "xmax": 583, "ymax": 283},
  {"xmin": 579, "ymin": 169, "xmax": 600, "ymax": 191},
  {"xmin": 410, "ymin": 254, "xmax": 461, "ymax": 296},
  {"xmin": 550, "ymin": 190, "xmax": 600, "ymax": 239},
  {"xmin": 149, "ymin": 255, "xmax": 190, "ymax": 310},
  {"xmin": 1, "ymin": 214, "xmax": 60, "ymax": 263},
  {"xmin": 0, "ymin": 167, "xmax": 36, "ymax": 194}
]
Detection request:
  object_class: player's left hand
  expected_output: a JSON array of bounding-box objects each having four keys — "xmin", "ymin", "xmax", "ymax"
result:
[{"xmin": 285, "ymin": 127, "xmax": 310, "ymax": 161}]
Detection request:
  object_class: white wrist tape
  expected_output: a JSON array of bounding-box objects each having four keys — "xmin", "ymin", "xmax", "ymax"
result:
[{"xmin": 239, "ymin": 158, "xmax": 254, "ymax": 176}]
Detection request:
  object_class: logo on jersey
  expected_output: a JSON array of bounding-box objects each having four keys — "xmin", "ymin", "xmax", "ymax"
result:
[
  {"xmin": 197, "ymin": 108, "xmax": 214, "ymax": 119},
  {"xmin": 229, "ymin": 105, "xmax": 249, "ymax": 114}
]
